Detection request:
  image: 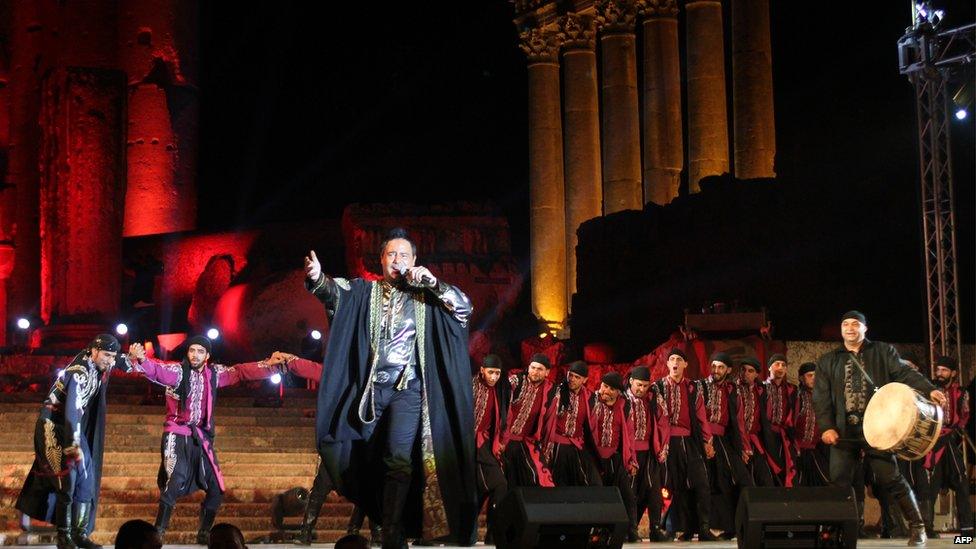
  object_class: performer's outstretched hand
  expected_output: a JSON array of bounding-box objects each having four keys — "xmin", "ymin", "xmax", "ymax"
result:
[
  {"xmin": 929, "ymin": 389, "xmax": 947, "ymax": 407},
  {"xmin": 304, "ymin": 250, "xmax": 321, "ymax": 281}
]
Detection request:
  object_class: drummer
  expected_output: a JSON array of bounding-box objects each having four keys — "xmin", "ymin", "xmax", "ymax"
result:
[{"xmin": 813, "ymin": 310, "xmax": 947, "ymax": 547}]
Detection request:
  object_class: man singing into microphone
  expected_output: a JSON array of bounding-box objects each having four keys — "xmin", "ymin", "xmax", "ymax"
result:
[
  {"xmin": 814, "ymin": 310, "xmax": 946, "ymax": 546},
  {"xmin": 303, "ymin": 227, "xmax": 477, "ymax": 549}
]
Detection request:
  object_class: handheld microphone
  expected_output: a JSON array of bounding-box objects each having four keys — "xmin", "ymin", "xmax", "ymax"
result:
[{"xmin": 397, "ymin": 266, "xmax": 435, "ymax": 286}]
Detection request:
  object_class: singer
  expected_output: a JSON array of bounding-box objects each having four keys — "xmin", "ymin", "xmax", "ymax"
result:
[
  {"xmin": 303, "ymin": 227, "xmax": 477, "ymax": 549},
  {"xmin": 813, "ymin": 310, "xmax": 947, "ymax": 546}
]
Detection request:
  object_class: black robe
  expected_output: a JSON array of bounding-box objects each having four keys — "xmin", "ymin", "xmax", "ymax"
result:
[
  {"xmin": 313, "ymin": 277, "xmax": 477, "ymax": 544},
  {"xmin": 15, "ymin": 351, "xmax": 125, "ymax": 534}
]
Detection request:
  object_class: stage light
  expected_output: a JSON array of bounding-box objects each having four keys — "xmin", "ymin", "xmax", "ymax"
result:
[
  {"xmin": 956, "ymin": 109, "xmax": 968, "ymax": 120},
  {"xmin": 310, "ymin": 329, "xmax": 322, "ymax": 341},
  {"xmin": 270, "ymin": 373, "xmax": 282, "ymax": 385},
  {"xmin": 16, "ymin": 318, "xmax": 30, "ymax": 330},
  {"xmin": 206, "ymin": 328, "xmax": 220, "ymax": 340},
  {"xmin": 115, "ymin": 323, "xmax": 128, "ymax": 336},
  {"xmin": 914, "ymin": 2, "xmax": 944, "ymax": 27}
]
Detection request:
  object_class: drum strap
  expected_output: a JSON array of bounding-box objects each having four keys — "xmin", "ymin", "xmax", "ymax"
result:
[{"xmin": 848, "ymin": 353, "xmax": 878, "ymax": 393}]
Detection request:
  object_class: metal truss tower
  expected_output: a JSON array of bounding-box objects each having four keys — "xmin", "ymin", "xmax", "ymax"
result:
[{"xmin": 897, "ymin": 11, "xmax": 975, "ymax": 377}]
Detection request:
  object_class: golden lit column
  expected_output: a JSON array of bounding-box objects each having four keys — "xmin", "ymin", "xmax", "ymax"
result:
[
  {"xmin": 596, "ymin": 0, "xmax": 642, "ymax": 213},
  {"xmin": 685, "ymin": 0, "xmax": 730, "ymax": 192},
  {"xmin": 558, "ymin": 13, "xmax": 602, "ymax": 311},
  {"xmin": 520, "ymin": 26, "xmax": 568, "ymax": 332},
  {"xmin": 638, "ymin": 0, "xmax": 683, "ymax": 204},
  {"xmin": 731, "ymin": 0, "xmax": 776, "ymax": 179}
]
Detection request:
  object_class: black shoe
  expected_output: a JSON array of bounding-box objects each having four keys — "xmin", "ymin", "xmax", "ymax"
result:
[
  {"xmin": 649, "ymin": 526, "xmax": 668, "ymax": 542},
  {"xmin": 71, "ymin": 503, "xmax": 102, "ymax": 549},
  {"xmin": 721, "ymin": 531, "xmax": 736, "ymax": 540},
  {"xmin": 627, "ymin": 530, "xmax": 641, "ymax": 543},
  {"xmin": 698, "ymin": 529, "xmax": 720, "ymax": 541},
  {"xmin": 677, "ymin": 531, "xmax": 694, "ymax": 541}
]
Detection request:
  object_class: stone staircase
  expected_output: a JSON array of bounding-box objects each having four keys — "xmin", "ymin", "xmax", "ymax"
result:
[{"xmin": 0, "ymin": 372, "xmax": 355, "ymax": 545}]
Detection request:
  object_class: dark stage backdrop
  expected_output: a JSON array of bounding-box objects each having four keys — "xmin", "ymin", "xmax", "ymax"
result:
[{"xmin": 195, "ymin": 2, "xmax": 974, "ymax": 348}]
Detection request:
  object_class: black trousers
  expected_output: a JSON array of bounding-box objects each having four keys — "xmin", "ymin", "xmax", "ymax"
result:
[
  {"xmin": 548, "ymin": 443, "xmax": 599, "ymax": 487},
  {"xmin": 928, "ymin": 435, "xmax": 975, "ymax": 532},
  {"xmin": 664, "ymin": 435, "xmax": 710, "ymax": 534},
  {"xmin": 746, "ymin": 442, "xmax": 776, "ymax": 487},
  {"xmin": 829, "ymin": 434, "xmax": 912, "ymax": 519},
  {"xmin": 795, "ymin": 445, "xmax": 830, "ymax": 487},
  {"xmin": 633, "ymin": 450, "xmax": 664, "ymax": 531},
  {"xmin": 503, "ymin": 441, "xmax": 541, "ymax": 487},
  {"xmin": 708, "ymin": 435, "xmax": 753, "ymax": 532},
  {"xmin": 596, "ymin": 453, "xmax": 638, "ymax": 531},
  {"xmin": 476, "ymin": 441, "xmax": 507, "ymax": 535},
  {"xmin": 157, "ymin": 433, "xmax": 223, "ymax": 511}
]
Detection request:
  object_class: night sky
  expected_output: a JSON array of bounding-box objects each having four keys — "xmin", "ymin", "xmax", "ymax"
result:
[{"xmin": 196, "ymin": 2, "xmax": 974, "ymax": 344}]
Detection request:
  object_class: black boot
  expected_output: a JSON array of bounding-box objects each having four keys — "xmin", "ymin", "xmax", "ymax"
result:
[
  {"xmin": 896, "ymin": 491, "xmax": 927, "ymax": 546},
  {"xmin": 920, "ymin": 499, "xmax": 938, "ymax": 538},
  {"xmin": 346, "ymin": 505, "xmax": 365, "ymax": 536},
  {"xmin": 294, "ymin": 496, "xmax": 326, "ymax": 546},
  {"xmin": 369, "ymin": 521, "xmax": 383, "ymax": 547},
  {"xmin": 71, "ymin": 502, "xmax": 102, "ymax": 549},
  {"xmin": 56, "ymin": 503, "xmax": 76, "ymax": 549},
  {"xmin": 196, "ymin": 508, "xmax": 217, "ymax": 545},
  {"xmin": 381, "ymin": 479, "xmax": 410, "ymax": 549},
  {"xmin": 154, "ymin": 503, "xmax": 173, "ymax": 544}
]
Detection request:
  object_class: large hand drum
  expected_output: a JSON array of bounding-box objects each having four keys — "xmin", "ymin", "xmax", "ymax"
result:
[{"xmin": 863, "ymin": 382, "xmax": 943, "ymax": 461}]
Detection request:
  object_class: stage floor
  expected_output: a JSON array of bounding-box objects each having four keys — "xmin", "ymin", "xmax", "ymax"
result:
[{"xmin": 5, "ymin": 540, "xmax": 971, "ymax": 548}]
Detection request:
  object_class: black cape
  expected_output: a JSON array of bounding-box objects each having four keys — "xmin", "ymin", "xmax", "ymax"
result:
[
  {"xmin": 15, "ymin": 352, "xmax": 116, "ymax": 534},
  {"xmin": 314, "ymin": 278, "xmax": 477, "ymax": 544}
]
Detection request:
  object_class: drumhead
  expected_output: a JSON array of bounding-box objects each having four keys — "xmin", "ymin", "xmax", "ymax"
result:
[{"xmin": 864, "ymin": 382, "xmax": 918, "ymax": 450}]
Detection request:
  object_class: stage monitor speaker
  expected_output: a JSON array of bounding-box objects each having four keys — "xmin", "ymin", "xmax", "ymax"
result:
[
  {"xmin": 491, "ymin": 486, "xmax": 628, "ymax": 549},
  {"xmin": 736, "ymin": 486, "xmax": 858, "ymax": 548}
]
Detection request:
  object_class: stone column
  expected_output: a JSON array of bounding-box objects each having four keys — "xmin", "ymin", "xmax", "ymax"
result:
[
  {"xmin": 0, "ymin": 15, "xmax": 12, "ymax": 346},
  {"xmin": 731, "ymin": 0, "xmax": 776, "ymax": 179},
  {"xmin": 685, "ymin": 0, "xmax": 730, "ymax": 192},
  {"xmin": 596, "ymin": 0, "xmax": 642, "ymax": 213},
  {"xmin": 119, "ymin": 0, "xmax": 200, "ymax": 236},
  {"xmin": 38, "ymin": 68, "xmax": 127, "ymax": 347},
  {"xmin": 639, "ymin": 0, "xmax": 683, "ymax": 204},
  {"xmin": 0, "ymin": 244, "xmax": 13, "ymax": 346},
  {"xmin": 7, "ymin": 0, "xmax": 48, "ymax": 329},
  {"xmin": 520, "ymin": 27, "xmax": 568, "ymax": 333},
  {"xmin": 558, "ymin": 13, "xmax": 602, "ymax": 310}
]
